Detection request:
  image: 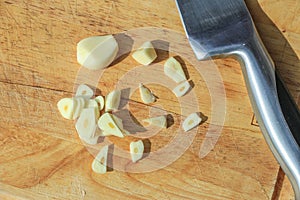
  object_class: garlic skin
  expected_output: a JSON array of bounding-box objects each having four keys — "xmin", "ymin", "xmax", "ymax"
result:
[{"xmin": 77, "ymin": 35, "xmax": 118, "ymax": 70}]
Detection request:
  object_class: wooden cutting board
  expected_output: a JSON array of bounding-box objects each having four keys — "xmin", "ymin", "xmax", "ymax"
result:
[{"xmin": 0, "ymin": 0, "xmax": 299, "ymax": 199}]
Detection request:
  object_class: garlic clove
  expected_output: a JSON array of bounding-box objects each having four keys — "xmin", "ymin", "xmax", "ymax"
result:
[
  {"xmin": 143, "ymin": 115, "xmax": 167, "ymax": 128},
  {"xmin": 92, "ymin": 145, "xmax": 109, "ymax": 174},
  {"xmin": 77, "ymin": 35, "xmax": 118, "ymax": 70},
  {"xmin": 130, "ymin": 140, "xmax": 144, "ymax": 163},
  {"xmin": 105, "ymin": 90, "xmax": 121, "ymax": 112},
  {"xmin": 182, "ymin": 113, "xmax": 202, "ymax": 132},
  {"xmin": 172, "ymin": 81, "xmax": 191, "ymax": 97},
  {"xmin": 75, "ymin": 84, "xmax": 94, "ymax": 99},
  {"xmin": 132, "ymin": 41, "xmax": 157, "ymax": 65},
  {"xmin": 97, "ymin": 113, "xmax": 124, "ymax": 138},
  {"xmin": 139, "ymin": 83, "xmax": 156, "ymax": 104},
  {"xmin": 57, "ymin": 98, "xmax": 76, "ymax": 120},
  {"xmin": 164, "ymin": 57, "xmax": 187, "ymax": 83}
]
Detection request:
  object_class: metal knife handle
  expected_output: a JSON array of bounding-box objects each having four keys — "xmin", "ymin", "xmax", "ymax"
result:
[{"xmin": 232, "ymin": 31, "xmax": 300, "ymax": 199}]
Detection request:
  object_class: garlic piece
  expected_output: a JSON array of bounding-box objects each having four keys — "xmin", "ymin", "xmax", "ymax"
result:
[
  {"xmin": 77, "ymin": 35, "xmax": 118, "ymax": 70},
  {"xmin": 73, "ymin": 97, "xmax": 86, "ymax": 120},
  {"xmin": 75, "ymin": 108, "xmax": 98, "ymax": 142},
  {"xmin": 105, "ymin": 90, "xmax": 121, "ymax": 112},
  {"xmin": 86, "ymin": 99, "xmax": 100, "ymax": 119},
  {"xmin": 97, "ymin": 113, "xmax": 124, "ymax": 138},
  {"xmin": 92, "ymin": 145, "xmax": 109, "ymax": 174},
  {"xmin": 182, "ymin": 113, "xmax": 202, "ymax": 132},
  {"xmin": 95, "ymin": 95, "xmax": 105, "ymax": 111},
  {"xmin": 130, "ymin": 140, "xmax": 144, "ymax": 163},
  {"xmin": 75, "ymin": 84, "xmax": 94, "ymax": 99},
  {"xmin": 139, "ymin": 83, "xmax": 156, "ymax": 104},
  {"xmin": 172, "ymin": 81, "xmax": 191, "ymax": 97},
  {"xmin": 143, "ymin": 115, "xmax": 167, "ymax": 128},
  {"xmin": 57, "ymin": 98, "xmax": 76, "ymax": 120},
  {"xmin": 132, "ymin": 41, "xmax": 157, "ymax": 65},
  {"xmin": 164, "ymin": 57, "xmax": 187, "ymax": 83}
]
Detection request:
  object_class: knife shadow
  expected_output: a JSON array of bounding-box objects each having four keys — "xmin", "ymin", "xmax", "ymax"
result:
[
  {"xmin": 245, "ymin": 1, "xmax": 300, "ymax": 199},
  {"xmin": 245, "ymin": 0, "xmax": 300, "ymax": 107}
]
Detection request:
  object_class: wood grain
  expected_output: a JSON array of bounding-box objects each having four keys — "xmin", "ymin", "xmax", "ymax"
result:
[{"xmin": 0, "ymin": 0, "xmax": 299, "ymax": 199}]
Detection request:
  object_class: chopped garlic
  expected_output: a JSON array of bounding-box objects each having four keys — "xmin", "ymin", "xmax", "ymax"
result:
[
  {"xmin": 75, "ymin": 108, "xmax": 98, "ymax": 143},
  {"xmin": 77, "ymin": 35, "xmax": 118, "ymax": 70},
  {"xmin": 75, "ymin": 84, "xmax": 94, "ymax": 99},
  {"xmin": 105, "ymin": 90, "xmax": 121, "ymax": 112},
  {"xmin": 182, "ymin": 113, "xmax": 202, "ymax": 132},
  {"xmin": 92, "ymin": 145, "xmax": 109, "ymax": 174},
  {"xmin": 73, "ymin": 97, "xmax": 86, "ymax": 120},
  {"xmin": 164, "ymin": 57, "xmax": 187, "ymax": 83},
  {"xmin": 95, "ymin": 95, "xmax": 105, "ymax": 111},
  {"xmin": 57, "ymin": 98, "xmax": 76, "ymax": 120},
  {"xmin": 97, "ymin": 113, "xmax": 124, "ymax": 138},
  {"xmin": 130, "ymin": 140, "xmax": 144, "ymax": 163},
  {"xmin": 132, "ymin": 41, "xmax": 157, "ymax": 65},
  {"xmin": 139, "ymin": 83, "xmax": 156, "ymax": 104},
  {"xmin": 143, "ymin": 115, "xmax": 167, "ymax": 128},
  {"xmin": 172, "ymin": 81, "xmax": 191, "ymax": 97},
  {"xmin": 86, "ymin": 99, "xmax": 100, "ymax": 119}
]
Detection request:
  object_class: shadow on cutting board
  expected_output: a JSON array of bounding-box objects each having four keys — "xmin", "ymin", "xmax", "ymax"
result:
[{"xmin": 244, "ymin": 1, "xmax": 300, "ymax": 199}]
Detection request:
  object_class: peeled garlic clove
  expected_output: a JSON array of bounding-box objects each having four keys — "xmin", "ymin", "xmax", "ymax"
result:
[
  {"xmin": 57, "ymin": 98, "xmax": 76, "ymax": 120},
  {"xmin": 97, "ymin": 113, "xmax": 124, "ymax": 138},
  {"xmin": 105, "ymin": 90, "xmax": 121, "ymax": 112},
  {"xmin": 130, "ymin": 140, "xmax": 144, "ymax": 163},
  {"xmin": 92, "ymin": 145, "xmax": 109, "ymax": 174},
  {"xmin": 172, "ymin": 81, "xmax": 191, "ymax": 97},
  {"xmin": 139, "ymin": 83, "xmax": 156, "ymax": 104},
  {"xmin": 143, "ymin": 115, "xmax": 167, "ymax": 128},
  {"xmin": 164, "ymin": 57, "xmax": 187, "ymax": 83},
  {"xmin": 75, "ymin": 84, "xmax": 94, "ymax": 99},
  {"xmin": 182, "ymin": 113, "xmax": 202, "ymax": 132},
  {"xmin": 95, "ymin": 96, "xmax": 105, "ymax": 111},
  {"xmin": 132, "ymin": 41, "xmax": 157, "ymax": 65},
  {"xmin": 86, "ymin": 99, "xmax": 100, "ymax": 119},
  {"xmin": 75, "ymin": 108, "xmax": 98, "ymax": 141},
  {"xmin": 77, "ymin": 35, "xmax": 118, "ymax": 70}
]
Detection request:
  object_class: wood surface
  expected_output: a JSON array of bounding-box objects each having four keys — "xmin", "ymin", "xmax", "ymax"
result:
[{"xmin": 0, "ymin": 0, "xmax": 299, "ymax": 199}]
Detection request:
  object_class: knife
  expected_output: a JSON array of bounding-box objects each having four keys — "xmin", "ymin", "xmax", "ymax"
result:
[{"xmin": 175, "ymin": 0, "xmax": 300, "ymax": 198}]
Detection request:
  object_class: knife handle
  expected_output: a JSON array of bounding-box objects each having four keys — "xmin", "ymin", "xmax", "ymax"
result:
[{"xmin": 232, "ymin": 31, "xmax": 300, "ymax": 199}]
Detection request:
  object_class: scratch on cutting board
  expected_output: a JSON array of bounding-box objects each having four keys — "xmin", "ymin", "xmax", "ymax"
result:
[
  {"xmin": 4, "ymin": 5, "xmax": 21, "ymax": 27},
  {"xmin": 103, "ymin": 0, "xmax": 116, "ymax": 32}
]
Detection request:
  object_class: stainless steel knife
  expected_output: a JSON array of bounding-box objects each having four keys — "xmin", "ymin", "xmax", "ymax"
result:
[{"xmin": 175, "ymin": 0, "xmax": 300, "ymax": 198}]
